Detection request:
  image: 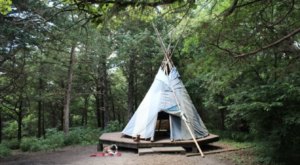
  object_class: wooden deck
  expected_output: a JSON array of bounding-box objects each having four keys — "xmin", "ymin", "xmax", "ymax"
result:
[
  {"xmin": 138, "ymin": 146, "xmax": 186, "ymax": 155},
  {"xmin": 99, "ymin": 132, "xmax": 219, "ymax": 151}
]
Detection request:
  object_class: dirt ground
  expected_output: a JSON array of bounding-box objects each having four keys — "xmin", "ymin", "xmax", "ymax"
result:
[{"xmin": 0, "ymin": 142, "xmax": 252, "ymax": 165}]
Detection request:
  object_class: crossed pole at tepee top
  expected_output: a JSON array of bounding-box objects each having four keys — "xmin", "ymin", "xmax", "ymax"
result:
[{"xmin": 152, "ymin": 23, "xmax": 205, "ymax": 157}]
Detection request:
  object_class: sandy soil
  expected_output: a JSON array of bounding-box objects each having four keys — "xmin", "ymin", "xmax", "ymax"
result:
[{"xmin": 0, "ymin": 143, "xmax": 240, "ymax": 165}]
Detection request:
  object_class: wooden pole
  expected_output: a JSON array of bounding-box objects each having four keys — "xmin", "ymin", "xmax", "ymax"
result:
[
  {"xmin": 171, "ymin": 87, "xmax": 205, "ymax": 157},
  {"xmin": 182, "ymin": 115, "xmax": 205, "ymax": 157},
  {"xmin": 151, "ymin": 22, "xmax": 204, "ymax": 157}
]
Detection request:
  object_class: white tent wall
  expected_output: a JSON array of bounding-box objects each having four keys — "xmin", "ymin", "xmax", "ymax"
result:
[
  {"xmin": 122, "ymin": 67, "xmax": 209, "ymax": 141},
  {"xmin": 165, "ymin": 67, "xmax": 208, "ymax": 140},
  {"xmin": 122, "ymin": 69, "xmax": 168, "ymax": 139}
]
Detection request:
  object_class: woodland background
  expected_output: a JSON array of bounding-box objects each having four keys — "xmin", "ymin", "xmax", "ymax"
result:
[{"xmin": 0, "ymin": 0, "xmax": 299, "ymax": 164}]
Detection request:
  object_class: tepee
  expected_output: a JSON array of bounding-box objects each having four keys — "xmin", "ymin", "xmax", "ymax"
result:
[{"xmin": 122, "ymin": 29, "xmax": 209, "ymax": 143}]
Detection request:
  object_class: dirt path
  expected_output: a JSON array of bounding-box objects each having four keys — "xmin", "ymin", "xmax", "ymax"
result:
[{"xmin": 0, "ymin": 143, "xmax": 238, "ymax": 165}]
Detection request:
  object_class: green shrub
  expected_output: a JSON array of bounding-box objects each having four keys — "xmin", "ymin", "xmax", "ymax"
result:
[
  {"xmin": 2, "ymin": 139, "xmax": 20, "ymax": 149},
  {"xmin": 211, "ymin": 130, "xmax": 253, "ymax": 142},
  {"xmin": 81, "ymin": 127, "xmax": 101, "ymax": 145},
  {"xmin": 64, "ymin": 129, "xmax": 81, "ymax": 146},
  {"xmin": 17, "ymin": 127, "xmax": 102, "ymax": 152},
  {"xmin": 45, "ymin": 131, "xmax": 64, "ymax": 149},
  {"xmin": 0, "ymin": 144, "xmax": 11, "ymax": 158},
  {"xmin": 103, "ymin": 120, "xmax": 123, "ymax": 133},
  {"xmin": 3, "ymin": 121, "xmax": 17, "ymax": 139},
  {"xmin": 20, "ymin": 137, "xmax": 38, "ymax": 152},
  {"xmin": 22, "ymin": 114, "xmax": 37, "ymax": 137},
  {"xmin": 20, "ymin": 129, "xmax": 64, "ymax": 152},
  {"xmin": 64, "ymin": 127, "xmax": 101, "ymax": 146},
  {"xmin": 230, "ymin": 131, "xmax": 253, "ymax": 142},
  {"xmin": 30, "ymin": 140, "xmax": 51, "ymax": 152}
]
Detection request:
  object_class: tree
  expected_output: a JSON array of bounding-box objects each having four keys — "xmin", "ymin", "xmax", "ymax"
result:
[
  {"xmin": 0, "ymin": 0, "xmax": 12, "ymax": 15},
  {"xmin": 63, "ymin": 44, "xmax": 76, "ymax": 134},
  {"xmin": 0, "ymin": 108, "xmax": 2, "ymax": 143},
  {"xmin": 1, "ymin": 51, "xmax": 30, "ymax": 141},
  {"xmin": 178, "ymin": 1, "xmax": 300, "ymax": 163}
]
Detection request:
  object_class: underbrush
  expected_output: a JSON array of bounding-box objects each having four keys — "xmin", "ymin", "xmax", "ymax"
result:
[
  {"xmin": 211, "ymin": 129, "xmax": 299, "ymax": 165},
  {"xmin": 19, "ymin": 127, "xmax": 101, "ymax": 152},
  {"xmin": 211, "ymin": 130, "xmax": 253, "ymax": 142},
  {"xmin": 0, "ymin": 144, "xmax": 11, "ymax": 158},
  {"xmin": 0, "ymin": 120, "xmax": 123, "ymax": 156}
]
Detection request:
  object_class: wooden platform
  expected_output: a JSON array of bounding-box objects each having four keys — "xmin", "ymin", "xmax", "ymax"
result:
[
  {"xmin": 138, "ymin": 146, "xmax": 186, "ymax": 155},
  {"xmin": 99, "ymin": 132, "xmax": 219, "ymax": 152}
]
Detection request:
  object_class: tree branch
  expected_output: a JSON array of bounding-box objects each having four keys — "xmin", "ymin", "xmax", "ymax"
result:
[
  {"xmin": 222, "ymin": 0, "xmax": 239, "ymax": 17},
  {"xmin": 209, "ymin": 43, "xmax": 237, "ymax": 56},
  {"xmin": 235, "ymin": 27, "xmax": 300, "ymax": 58},
  {"xmin": 236, "ymin": 0, "xmax": 264, "ymax": 8},
  {"xmin": 221, "ymin": 0, "xmax": 264, "ymax": 17},
  {"xmin": 77, "ymin": 0, "xmax": 179, "ymax": 7}
]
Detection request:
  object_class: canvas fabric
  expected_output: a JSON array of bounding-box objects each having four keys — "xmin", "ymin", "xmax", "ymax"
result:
[{"xmin": 122, "ymin": 67, "xmax": 208, "ymax": 140}]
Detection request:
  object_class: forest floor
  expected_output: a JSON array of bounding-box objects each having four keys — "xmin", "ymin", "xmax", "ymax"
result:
[{"xmin": 0, "ymin": 142, "xmax": 256, "ymax": 165}]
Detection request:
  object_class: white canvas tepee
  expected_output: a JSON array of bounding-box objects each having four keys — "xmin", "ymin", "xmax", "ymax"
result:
[{"xmin": 122, "ymin": 32, "xmax": 209, "ymax": 142}]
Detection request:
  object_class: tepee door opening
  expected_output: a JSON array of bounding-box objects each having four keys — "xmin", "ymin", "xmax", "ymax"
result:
[
  {"xmin": 154, "ymin": 111, "xmax": 176, "ymax": 141},
  {"xmin": 155, "ymin": 111, "xmax": 170, "ymax": 140}
]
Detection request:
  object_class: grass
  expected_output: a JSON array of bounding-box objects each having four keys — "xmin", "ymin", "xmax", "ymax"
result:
[
  {"xmin": 215, "ymin": 140, "xmax": 258, "ymax": 165},
  {"xmin": 220, "ymin": 139, "xmax": 255, "ymax": 149}
]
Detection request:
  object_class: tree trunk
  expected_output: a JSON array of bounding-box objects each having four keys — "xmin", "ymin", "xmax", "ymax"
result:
[
  {"xmin": 0, "ymin": 110, "xmax": 2, "ymax": 143},
  {"xmin": 274, "ymin": 53, "xmax": 278, "ymax": 81},
  {"xmin": 220, "ymin": 108, "xmax": 225, "ymax": 130},
  {"xmin": 37, "ymin": 99, "xmax": 42, "ymax": 138},
  {"xmin": 101, "ymin": 60, "xmax": 109, "ymax": 128},
  {"xmin": 37, "ymin": 77, "xmax": 43, "ymax": 138},
  {"xmin": 217, "ymin": 94, "xmax": 226, "ymax": 130},
  {"xmin": 17, "ymin": 100, "xmax": 23, "ymax": 141},
  {"xmin": 81, "ymin": 96, "xmax": 88, "ymax": 126},
  {"xmin": 127, "ymin": 54, "xmax": 135, "ymax": 121},
  {"xmin": 50, "ymin": 103, "xmax": 57, "ymax": 128},
  {"xmin": 63, "ymin": 45, "xmax": 76, "ymax": 135},
  {"xmin": 60, "ymin": 104, "xmax": 64, "ymax": 131},
  {"xmin": 95, "ymin": 83, "xmax": 101, "ymax": 128},
  {"xmin": 42, "ymin": 102, "xmax": 45, "ymax": 138},
  {"xmin": 59, "ymin": 81, "xmax": 65, "ymax": 131},
  {"xmin": 109, "ymin": 85, "xmax": 116, "ymax": 121},
  {"xmin": 100, "ymin": 88, "xmax": 105, "ymax": 128}
]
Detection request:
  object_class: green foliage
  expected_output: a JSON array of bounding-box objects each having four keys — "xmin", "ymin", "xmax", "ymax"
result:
[
  {"xmin": 219, "ymin": 139, "xmax": 254, "ymax": 149},
  {"xmin": 20, "ymin": 129, "xmax": 64, "ymax": 152},
  {"xmin": 20, "ymin": 138, "xmax": 38, "ymax": 152},
  {"xmin": 3, "ymin": 121, "xmax": 18, "ymax": 139},
  {"xmin": 0, "ymin": 0, "xmax": 12, "ymax": 15},
  {"xmin": 44, "ymin": 129, "xmax": 65, "ymax": 149},
  {"xmin": 2, "ymin": 139, "xmax": 20, "ymax": 150},
  {"xmin": 179, "ymin": 1, "xmax": 300, "ymax": 164},
  {"xmin": 102, "ymin": 120, "xmax": 124, "ymax": 133},
  {"xmin": 20, "ymin": 137, "xmax": 55, "ymax": 152},
  {"xmin": 212, "ymin": 130, "xmax": 253, "ymax": 142},
  {"xmin": 19, "ymin": 127, "xmax": 101, "ymax": 152},
  {"xmin": 0, "ymin": 0, "xmax": 299, "ymax": 164},
  {"xmin": 23, "ymin": 114, "xmax": 37, "ymax": 136},
  {"xmin": 64, "ymin": 127, "xmax": 101, "ymax": 146},
  {"xmin": 0, "ymin": 144, "xmax": 11, "ymax": 158}
]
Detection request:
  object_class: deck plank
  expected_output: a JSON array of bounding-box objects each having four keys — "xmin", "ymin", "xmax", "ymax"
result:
[
  {"xmin": 138, "ymin": 148, "xmax": 154, "ymax": 155},
  {"xmin": 152, "ymin": 146, "xmax": 186, "ymax": 153},
  {"xmin": 138, "ymin": 146, "xmax": 186, "ymax": 155},
  {"xmin": 100, "ymin": 132, "xmax": 219, "ymax": 150}
]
